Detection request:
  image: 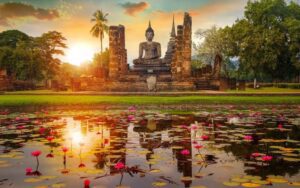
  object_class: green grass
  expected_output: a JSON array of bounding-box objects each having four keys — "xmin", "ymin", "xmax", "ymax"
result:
[
  {"xmin": 0, "ymin": 95, "xmax": 300, "ymax": 107},
  {"xmin": 227, "ymin": 87, "xmax": 300, "ymax": 93}
]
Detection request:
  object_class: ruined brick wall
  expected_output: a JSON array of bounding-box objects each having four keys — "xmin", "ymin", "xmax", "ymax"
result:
[
  {"xmin": 108, "ymin": 25, "xmax": 127, "ymax": 80},
  {"xmin": 172, "ymin": 12, "xmax": 192, "ymax": 81}
]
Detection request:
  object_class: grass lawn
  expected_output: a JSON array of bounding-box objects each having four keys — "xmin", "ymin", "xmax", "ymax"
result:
[
  {"xmin": 227, "ymin": 87, "xmax": 300, "ymax": 93},
  {"xmin": 0, "ymin": 95, "xmax": 300, "ymax": 106}
]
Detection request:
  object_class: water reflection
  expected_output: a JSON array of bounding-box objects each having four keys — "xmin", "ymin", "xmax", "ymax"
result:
[{"xmin": 0, "ymin": 107, "xmax": 300, "ymax": 187}]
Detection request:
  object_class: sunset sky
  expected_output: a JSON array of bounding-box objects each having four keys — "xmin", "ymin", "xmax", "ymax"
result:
[{"xmin": 0, "ymin": 0, "xmax": 249, "ymax": 66}]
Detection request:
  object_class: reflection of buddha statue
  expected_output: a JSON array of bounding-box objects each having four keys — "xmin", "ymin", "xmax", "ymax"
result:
[{"xmin": 133, "ymin": 21, "xmax": 163, "ymax": 65}]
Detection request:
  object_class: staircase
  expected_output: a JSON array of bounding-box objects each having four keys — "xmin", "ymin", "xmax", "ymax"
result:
[{"xmin": 194, "ymin": 78, "xmax": 213, "ymax": 90}]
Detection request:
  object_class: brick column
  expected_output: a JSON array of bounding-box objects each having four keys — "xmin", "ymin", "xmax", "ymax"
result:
[{"xmin": 108, "ymin": 25, "xmax": 127, "ymax": 80}]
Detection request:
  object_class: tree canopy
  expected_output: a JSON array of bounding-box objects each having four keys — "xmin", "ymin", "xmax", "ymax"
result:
[
  {"xmin": 194, "ymin": 0, "xmax": 300, "ymax": 82},
  {"xmin": 0, "ymin": 30, "xmax": 67, "ymax": 83}
]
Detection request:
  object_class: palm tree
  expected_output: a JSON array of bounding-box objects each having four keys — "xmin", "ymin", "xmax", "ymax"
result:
[{"xmin": 90, "ymin": 10, "xmax": 109, "ymax": 54}]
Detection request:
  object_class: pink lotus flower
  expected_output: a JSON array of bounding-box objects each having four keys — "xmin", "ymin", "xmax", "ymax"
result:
[
  {"xmin": 191, "ymin": 125, "xmax": 198, "ymax": 130},
  {"xmin": 251, "ymin": 153, "xmax": 261, "ymax": 158},
  {"xmin": 17, "ymin": 125, "xmax": 25, "ymax": 129},
  {"xmin": 180, "ymin": 125, "xmax": 188, "ymax": 129},
  {"xmin": 50, "ymin": 130, "xmax": 57, "ymax": 136},
  {"xmin": 244, "ymin": 135, "xmax": 253, "ymax": 141},
  {"xmin": 114, "ymin": 162, "xmax": 125, "ymax": 170},
  {"xmin": 84, "ymin": 179, "xmax": 90, "ymax": 188},
  {"xmin": 128, "ymin": 115, "xmax": 135, "ymax": 121},
  {"xmin": 31, "ymin": 150, "xmax": 41, "ymax": 157},
  {"xmin": 181, "ymin": 149, "xmax": 190, "ymax": 155},
  {"xmin": 25, "ymin": 167, "xmax": 32, "ymax": 175},
  {"xmin": 128, "ymin": 106, "xmax": 136, "ymax": 112},
  {"xmin": 39, "ymin": 127, "xmax": 46, "ymax": 134},
  {"xmin": 46, "ymin": 153, "xmax": 54, "ymax": 158},
  {"xmin": 201, "ymin": 135, "xmax": 209, "ymax": 141},
  {"xmin": 262, "ymin": 155, "xmax": 273, "ymax": 162},
  {"xmin": 62, "ymin": 146, "xmax": 68, "ymax": 153},
  {"xmin": 46, "ymin": 136, "xmax": 54, "ymax": 142},
  {"xmin": 194, "ymin": 144, "xmax": 203, "ymax": 150}
]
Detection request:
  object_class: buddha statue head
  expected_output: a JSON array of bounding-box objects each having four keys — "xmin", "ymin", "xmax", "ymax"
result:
[{"xmin": 145, "ymin": 21, "xmax": 154, "ymax": 42}]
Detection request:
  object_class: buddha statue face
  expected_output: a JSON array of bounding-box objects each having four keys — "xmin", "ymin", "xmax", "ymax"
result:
[{"xmin": 145, "ymin": 31, "xmax": 154, "ymax": 42}]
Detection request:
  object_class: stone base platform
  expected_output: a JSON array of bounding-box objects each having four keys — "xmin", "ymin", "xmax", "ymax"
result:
[
  {"xmin": 86, "ymin": 80, "xmax": 195, "ymax": 92},
  {"xmin": 131, "ymin": 64, "xmax": 171, "ymax": 73}
]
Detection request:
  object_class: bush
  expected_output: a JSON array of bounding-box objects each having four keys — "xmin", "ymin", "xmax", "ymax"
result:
[
  {"xmin": 12, "ymin": 80, "xmax": 35, "ymax": 90},
  {"xmin": 246, "ymin": 83, "xmax": 300, "ymax": 89},
  {"xmin": 246, "ymin": 83, "xmax": 274, "ymax": 88}
]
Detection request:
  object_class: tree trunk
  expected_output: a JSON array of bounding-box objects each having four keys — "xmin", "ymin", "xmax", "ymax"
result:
[
  {"xmin": 100, "ymin": 34, "xmax": 103, "ymax": 54},
  {"xmin": 100, "ymin": 37, "xmax": 103, "ymax": 78}
]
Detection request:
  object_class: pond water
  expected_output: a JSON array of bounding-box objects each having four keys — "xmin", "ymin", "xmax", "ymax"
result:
[{"xmin": 0, "ymin": 105, "xmax": 300, "ymax": 188}]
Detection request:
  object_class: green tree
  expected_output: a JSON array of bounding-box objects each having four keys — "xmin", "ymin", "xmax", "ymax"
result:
[
  {"xmin": 193, "ymin": 26, "xmax": 237, "ymax": 78},
  {"xmin": 224, "ymin": 0, "xmax": 300, "ymax": 86},
  {"xmin": 0, "ymin": 30, "xmax": 30, "ymax": 81},
  {"xmin": 92, "ymin": 48, "xmax": 109, "ymax": 77},
  {"xmin": 0, "ymin": 30, "xmax": 30, "ymax": 48},
  {"xmin": 0, "ymin": 30, "xmax": 67, "ymax": 86},
  {"xmin": 36, "ymin": 31, "xmax": 67, "ymax": 86},
  {"xmin": 90, "ymin": 10, "xmax": 109, "ymax": 54},
  {"xmin": 193, "ymin": 26, "xmax": 224, "ymax": 66}
]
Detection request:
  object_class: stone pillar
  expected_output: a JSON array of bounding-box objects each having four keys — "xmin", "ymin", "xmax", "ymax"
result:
[
  {"xmin": 182, "ymin": 12, "xmax": 192, "ymax": 78},
  {"xmin": 171, "ymin": 12, "xmax": 192, "ymax": 81},
  {"xmin": 172, "ymin": 25, "xmax": 184, "ymax": 80},
  {"xmin": 118, "ymin": 25, "xmax": 128, "ymax": 75},
  {"xmin": 108, "ymin": 25, "xmax": 127, "ymax": 80}
]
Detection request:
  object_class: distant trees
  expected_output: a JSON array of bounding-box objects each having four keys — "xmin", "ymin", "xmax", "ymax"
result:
[
  {"xmin": 0, "ymin": 30, "xmax": 67, "ymax": 84},
  {"xmin": 194, "ymin": 0, "xmax": 300, "ymax": 84},
  {"xmin": 92, "ymin": 48, "xmax": 109, "ymax": 77},
  {"xmin": 193, "ymin": 26, "xmax": 238, "ymax": 79}
]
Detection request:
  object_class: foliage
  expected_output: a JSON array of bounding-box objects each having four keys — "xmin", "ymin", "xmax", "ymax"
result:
[
  {"xmin": 194, "ymin": 0, "xmax": 300, "ymax": 82},
  {"xmin": 0, "ymin": 30, "xmax": 30, "ymax": 48},
  {"xmin": 56, "ymin": 63, "xmax": 80, "ymax": 83},
  {"xmin": 193, "ymin": 26, "xmax": 224, "ymax": 66},
  {"xmin": 191, "ymin": 59, "xmax": 204, "ymax": 70},
  {"xmin": 226, "ymin": 0, "xmax": 300, "ymax": 81},
  {"xmin": 90, "ymin": 10, "xmax": 109, "ymax": 53},
  {"xmin": 37, "ymin": 31, "xmax": 67, "ymax": 81},
  {"xmin": 0, "ymin": 30, "xmax": 67, "ymax": 83},
  {"xmin": 93, "ymin": 48, "xmax": 109, "ymax": 68}
]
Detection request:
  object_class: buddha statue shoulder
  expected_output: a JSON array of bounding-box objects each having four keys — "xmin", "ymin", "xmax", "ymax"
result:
[{"xmin": 133, "ymin": 21, "xmax": 163, "ymax": 65}]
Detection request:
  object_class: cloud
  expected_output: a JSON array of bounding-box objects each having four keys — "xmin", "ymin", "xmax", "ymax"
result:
[
  {"xmin": 0, "ymin": 2, "xmax": 59, "ymax": 26},
  {"xmin": 120, "ymin": 2, "xmax": 150, "ymax": 16}
]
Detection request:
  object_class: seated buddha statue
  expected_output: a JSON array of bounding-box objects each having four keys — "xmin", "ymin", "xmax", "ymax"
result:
[{"xmin": 133, "ymin": 21, "xmax": 163, "ymax": 65}]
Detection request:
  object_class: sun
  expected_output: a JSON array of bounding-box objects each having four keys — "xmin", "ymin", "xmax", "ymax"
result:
[{"xmin": 65, "ymin": 43, "xmax": 96, "ymax": 66}]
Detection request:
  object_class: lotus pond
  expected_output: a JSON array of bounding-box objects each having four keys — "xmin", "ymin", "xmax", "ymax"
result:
[{"xmin": 0, "ymin": 105, "xmax": 300, "ymax": 188}]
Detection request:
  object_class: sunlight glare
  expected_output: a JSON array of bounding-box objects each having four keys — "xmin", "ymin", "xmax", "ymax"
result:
[
  {"xmin": 65, "ymin": 43, "xmax": 95, "ymax": 66},
  {"xmin": 71, "ymin": 131, "xmax": 83, "ymax": 144}
]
